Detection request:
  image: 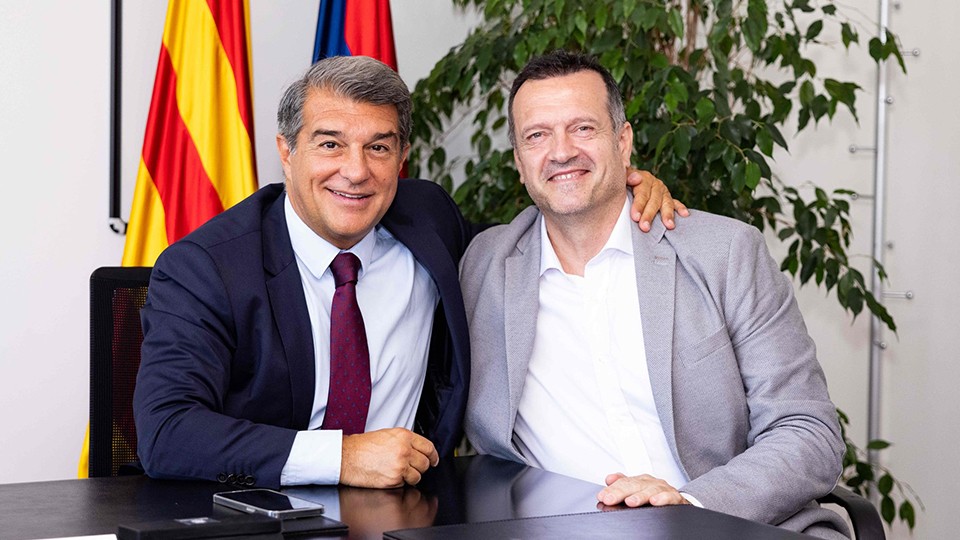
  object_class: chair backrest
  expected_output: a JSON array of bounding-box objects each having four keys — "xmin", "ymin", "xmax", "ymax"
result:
[{"xmin": 88, "ymin": 266, "xmax": 152, "ymax": 477}]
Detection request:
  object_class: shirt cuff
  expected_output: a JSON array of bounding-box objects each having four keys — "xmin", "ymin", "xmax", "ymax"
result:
[
  {"xmin": 280, "ymin": 430, "xmax": 342, "ymax": 485},
  {"xmin": 679, "ymin": 491, "xmax": 704, "ymax": 508}
]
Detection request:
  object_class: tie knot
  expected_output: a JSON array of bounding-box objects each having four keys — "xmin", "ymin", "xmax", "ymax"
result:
[{"xmin": 330, "ymin": 252, "xmax": 361, "ymax": 287}]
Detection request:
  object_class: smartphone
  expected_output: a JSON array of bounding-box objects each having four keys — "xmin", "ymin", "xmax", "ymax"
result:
[{"xmin": 213, "ymin": 488, "xmax": 325, "ymax": 519}]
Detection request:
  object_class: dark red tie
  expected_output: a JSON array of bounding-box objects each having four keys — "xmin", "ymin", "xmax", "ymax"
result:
[{"xmin": 321, "ymin": 252, "xmax": 371, "ymax": 435}]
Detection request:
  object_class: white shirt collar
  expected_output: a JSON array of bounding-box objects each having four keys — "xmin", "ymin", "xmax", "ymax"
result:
[
  {"xmin": 283, "ymin": 193, "xmax": 378, "ymax": 280},
  {"xmin": 539, "ymin": 194, "xmax": 634, "ymax": 276}
]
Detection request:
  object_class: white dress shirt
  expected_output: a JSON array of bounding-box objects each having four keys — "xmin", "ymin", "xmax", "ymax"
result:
[
  {"xmin": 514, "ymin": 196, "xmax": 689, "ymax": 491},
  {"xmin": 280, "ymin": 195, "xmax": 439, "ymax": 485}
]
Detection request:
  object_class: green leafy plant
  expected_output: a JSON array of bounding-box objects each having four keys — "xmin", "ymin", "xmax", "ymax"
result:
[
  {"xmin": 408, "ymin": 0, "xmax": 918, "ymax": 530},
  {"xmin": 838, "ymin": 411, "xmax": 922, "ymax": 528}
]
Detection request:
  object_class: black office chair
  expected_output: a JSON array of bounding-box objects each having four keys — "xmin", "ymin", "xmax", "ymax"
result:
[
  {"xmin": 88, "ymin": 266, "xmax": 153, "ymax": 477},
  {"xmin": 818, "ymin": 486, "xmax": 886, "ymax": 539}
]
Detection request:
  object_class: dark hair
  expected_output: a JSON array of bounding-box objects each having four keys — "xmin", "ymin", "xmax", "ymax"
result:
[
  {"xmin": 277, "ymin": 56, "xmax": 411, "ymax": 152},
  {"xmin": 508, "ymin": 50, "xmax": 626, "ymax": 146}
]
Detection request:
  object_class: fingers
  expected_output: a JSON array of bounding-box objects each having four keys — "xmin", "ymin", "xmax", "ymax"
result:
[
  {"xmin": 626, "ymin": 169, "xmax": 687, "ymax": 232},
  {"xmin": 624, "ymin": 168, "xmax": 650, "ymax": 188},
  {"xmin": 411, "ymin": 434, "xmax": 440, "ymax": 467},
  {"xmin": 650, "ymin": 490, "xmax": 689, "ymax": 506},
  {"xmin": 604, "ymin": 472, "xmax": 626, "ymax": 486},
  {"xmin": 674, "ymin": 199, "xmax": 690, "ymax": 217},
  {"xmin": 397, "ymin": 435, "xmax": 436, "ymax": 486},
  {"xmin": 627, "ymin": 170, "xmax": 654, "ymax": 231},
  {"xmin": 340, "ymin": 428, "xmax": 439, "ymax": 488},
  {"xmin": 402, "ymin": 465, "xmax": 423, "ymax": 485},
  {"xmin": 596, "ymin": 474, "xmax": 686, "ymax": 508},
  {"xmin": 639, "ymin": 182, "xmax": 668, "ymax": 231}
]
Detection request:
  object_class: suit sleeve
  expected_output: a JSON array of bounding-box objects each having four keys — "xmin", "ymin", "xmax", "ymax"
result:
[
  {"xmin": 133, "ymin": 241, "xmax": 297, "ymax": 489},
  {"xmin": 679, "ymin": 226, "xmax": 845, "ymax": 526}
]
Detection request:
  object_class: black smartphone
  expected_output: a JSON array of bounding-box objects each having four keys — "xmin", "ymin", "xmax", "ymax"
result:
[{"xmin": 213, "ymin": 488, "xmax": 325, "ymax": 519}]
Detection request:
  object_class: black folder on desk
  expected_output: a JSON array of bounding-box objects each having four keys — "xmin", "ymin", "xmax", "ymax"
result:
[{"xmin": 384, "ymin": 507, "xmax": 810, "ymax": 540}]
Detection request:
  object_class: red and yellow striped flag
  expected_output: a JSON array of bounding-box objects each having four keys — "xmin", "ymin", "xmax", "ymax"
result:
[
  {"xmin": 78, "ymin": 0, "xmax": 257, "ymax": 478},
  {"xmin": 123, "ymin": 0, "xmax": 258, "ymax": 266}
]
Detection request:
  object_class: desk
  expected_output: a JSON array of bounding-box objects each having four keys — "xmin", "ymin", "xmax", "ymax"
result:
[{"xmin": 0, "ymin": 455, "xmax": 807, "ymax": 539}]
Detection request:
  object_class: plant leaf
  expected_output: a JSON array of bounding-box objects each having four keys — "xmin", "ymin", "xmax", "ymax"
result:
[
  {"xmin": 881, "ymin": 496, "xmax": 895, "ymax": 524},
  {"xmin": 867, "ymin": 439, "xmax": 891, "ymax": 450},
  {"xmin": 878, "ymin": 474, "xmax": 893, "ymax": 495},
  {"xmin": 900, "ymin": 501, "xmax": 916, "ymax": 529}
]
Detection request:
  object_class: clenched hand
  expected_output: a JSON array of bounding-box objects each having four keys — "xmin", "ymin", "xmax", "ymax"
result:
[{"xmin": 340, "ymin": 428, "xmax": 439, "ymax": 488}]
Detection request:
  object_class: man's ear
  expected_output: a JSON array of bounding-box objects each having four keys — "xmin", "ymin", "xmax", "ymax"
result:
[
  {"xmin": 618, "ymin": 122, "xmax": 634, "ymax": 167},
  {"xmin": 277, "ymin": 134, "xmax": 292, "ymax": 180}
]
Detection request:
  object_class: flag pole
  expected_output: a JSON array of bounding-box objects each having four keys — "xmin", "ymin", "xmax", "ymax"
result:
[{"xmin": 109, "ymin": 0, "xmax": 126, "ymax": 235}]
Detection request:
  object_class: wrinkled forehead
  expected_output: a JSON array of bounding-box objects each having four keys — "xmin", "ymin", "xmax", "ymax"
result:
[
  {"xmin": 301, "ymin": 88, "xmax": 401, "ymax": 135},
  {"xmin": 512, "ymin": 72, "xmax": 612, "ymax": 127}
]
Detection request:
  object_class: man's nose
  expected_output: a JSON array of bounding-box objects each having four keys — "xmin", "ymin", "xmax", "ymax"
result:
[
  {"xmin": 548, "ymin": 131, "xmax": 578, "ymax": 163},
  {"xmin": 340, "ymin": 147, "xmax": 371, "ymax": 184}
]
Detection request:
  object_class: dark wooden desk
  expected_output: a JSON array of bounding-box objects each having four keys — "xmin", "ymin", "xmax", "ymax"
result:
[{"xmin": 0, "ymin": 455, "xmax": 807, "ymax": 539}]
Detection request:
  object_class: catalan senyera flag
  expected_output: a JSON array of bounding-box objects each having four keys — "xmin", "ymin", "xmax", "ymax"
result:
[
  {"xmin": 78, "ymin": 0, "xmax": 257, "ymax": 478},
  {"xmin": 122, "ymin": 0, "xmax": 258, "ymax": 267},
  {"xmin": 313, "ymin": 0, "xmax": 397, "ymax": 69}
]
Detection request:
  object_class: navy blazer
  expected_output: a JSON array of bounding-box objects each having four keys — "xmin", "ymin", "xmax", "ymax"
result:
[{"xmin": 133, "ymin": 180, "xmax": 480, "ymax": 488}]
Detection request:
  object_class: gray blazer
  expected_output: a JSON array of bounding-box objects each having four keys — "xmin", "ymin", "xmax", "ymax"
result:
[{"xmin": 461, "ymin": 205, "xmax": 848, "ymax": 537}]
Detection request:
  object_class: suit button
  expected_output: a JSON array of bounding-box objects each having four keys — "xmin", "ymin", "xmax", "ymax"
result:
[
  {"xmin": 245, "ymin": 476, "xmax": 255, "ymax": 486},
  {"xmin": 226, "ymin": 474, "xmax": 237, "ymax": 483},
  {"xmin": 217, "ymin": 473, "xmax": 228, "ymax": 483}
]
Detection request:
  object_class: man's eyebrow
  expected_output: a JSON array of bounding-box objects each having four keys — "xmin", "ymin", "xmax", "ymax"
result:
[
  {"xmin": 307, "ymin": 130, "xmax": 399, "ymax": 143},
  {"xmin": 369, "ymin": 131, "xmax": 399, "ymax": 142},
  {"xmin": 521, "ymin": 116, "xmax": 599, "ymax": 133},
  {"xmin": 309, "ymin": 129, "xmax": 342, "ymax": 139}
]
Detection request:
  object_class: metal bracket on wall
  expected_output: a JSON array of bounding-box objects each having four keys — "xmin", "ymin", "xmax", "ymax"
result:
[
  {"xmin": 108, "ymin": 218, "xmax": 128, "ymax": 235},
  {"xmin": 882, "ymin": 290, "xmax": 914, "ymax": 300}
]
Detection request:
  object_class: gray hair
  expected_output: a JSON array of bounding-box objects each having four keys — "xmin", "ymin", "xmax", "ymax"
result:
[
  {"xmin": 508, "ymin": 50, "xmax": 626, "ymax": 146},
  {"xmin": 277, "ymin": 56, "xmax": 412, "ymax": 152}
]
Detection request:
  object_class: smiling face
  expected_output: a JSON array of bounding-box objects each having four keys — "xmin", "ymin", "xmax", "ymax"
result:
[
  {"xmin": 511, "ymin": 70, "xmax": 633, "ymax": 222},
  {"xmin": 278, "ymin": 87, "xmax": 408, "ymax": 249}
]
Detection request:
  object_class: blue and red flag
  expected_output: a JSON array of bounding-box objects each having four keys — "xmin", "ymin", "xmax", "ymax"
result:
[{"xmin": 313, "ymin": 0, "xmax": 397, "ymax": 69}]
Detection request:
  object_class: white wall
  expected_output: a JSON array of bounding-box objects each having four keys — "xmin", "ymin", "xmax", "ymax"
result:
[{"xmin": 1, "ymin": 1, "xmax": 956, "ymax": 538}]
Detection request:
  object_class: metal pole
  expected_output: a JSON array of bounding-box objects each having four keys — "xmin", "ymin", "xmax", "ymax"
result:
[
  {"xmin": 867, "ymin": 0, "xmax": 890, "ymax": 467},
  {"xmin": 108, "ymin": 0, "xmax": 127, "ymax": 235}
]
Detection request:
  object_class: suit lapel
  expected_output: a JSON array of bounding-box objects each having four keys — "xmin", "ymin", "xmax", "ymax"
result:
[
  {"xmin": 262, "ymin": 192, "xmax": 315, "ymax": 429},
  {"xmin": 631, "ymin": 221, "xmax": 683, "ymax": 469},
  {"xmin": 503, "ymin": 220, "xmax": 542, "ymax": 447},
  {"xmin": 384, "ymin": 216, "xmax": 460, "ymax": 315}
]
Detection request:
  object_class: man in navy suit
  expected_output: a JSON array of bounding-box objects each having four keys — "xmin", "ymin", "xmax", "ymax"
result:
[{"xmin": 133, "ymin": 55, "xmax": 681, "ymax": 489}]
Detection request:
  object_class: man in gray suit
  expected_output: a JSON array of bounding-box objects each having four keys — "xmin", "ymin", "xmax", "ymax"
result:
[{"xmin": 460, "ymin": 50, "xmax": 849, "ymax": 538}]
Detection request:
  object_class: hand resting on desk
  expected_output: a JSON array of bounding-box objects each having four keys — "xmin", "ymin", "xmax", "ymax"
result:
[
  {"xmin": 597, "ymin": 473, "xmax": 692, "ymax": 508},
  {"xmin": 340, "ymin": 428, "xmax": 440, "ymax": 488}
]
